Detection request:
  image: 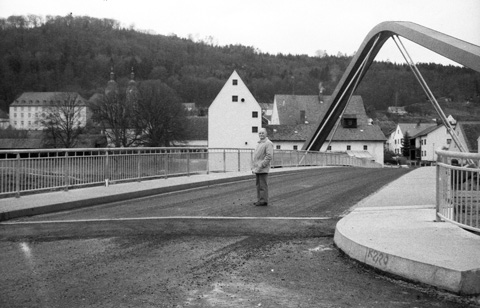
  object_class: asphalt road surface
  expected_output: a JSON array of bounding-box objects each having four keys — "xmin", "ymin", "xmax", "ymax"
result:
[{"xmin": 1, "ymin": 167, "xmax": 479, "ymax": 307}]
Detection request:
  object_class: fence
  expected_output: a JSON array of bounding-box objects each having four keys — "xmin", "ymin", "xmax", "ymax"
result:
[
  {"xmin": 436, "ymin": 149, "xmax": 480, "ymax": 233},
  {"xmin": 0, "ymin": 147, "xmax": 381, "ymax": 198}
]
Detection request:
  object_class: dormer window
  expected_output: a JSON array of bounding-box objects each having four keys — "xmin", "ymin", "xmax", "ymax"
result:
[{"xmin": 342, "ymin": 114, "xmax": 357, "ymax": 128}]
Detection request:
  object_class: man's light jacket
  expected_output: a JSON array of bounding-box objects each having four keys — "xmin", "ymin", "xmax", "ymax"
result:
[{"xmin": 252, "ymin": 138, "xmax": 274, "ymax": 173}]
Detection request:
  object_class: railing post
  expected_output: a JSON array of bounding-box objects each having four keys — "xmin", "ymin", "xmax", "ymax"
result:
[
  {"xmin": 435, "ymin": 154, "xmax": 442, "ymax": 222},
  {"xmin": 250, "ymin": 150, "xmax": 253, "ymax": 169},
  {"xmin": 187, "ymin": 150, "xmax": 191, "ymax": 176},
  {"xmin": 64, "ymin": 152, "xmax": 69, "ymax": 191},
  {"xmin": 223, "ymin": 149, "xmax": 226, "ymax": 173},
  {"xmin": 238, "ymin": 149, "xmax": 241, "ymax": 172},
  {"xmin": 15, "ymin": 153, "xmax": 20, "ymax": 198},
  {"xmin": 137, "ymin": 150, "xmax": 141, "ymax": 182},
  {"xmin": 206, "ymin": 149, "xmax": 210, "ymax": 175},
  {"xmin": 165, "ymin": 152, "xmax": 169, "ymax": 179},
  {"xmin": 105, "ymin": 150, "xmax": 110, "ymax": 187}
]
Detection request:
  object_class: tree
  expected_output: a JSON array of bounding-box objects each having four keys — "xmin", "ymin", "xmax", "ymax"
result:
[
  {"xmin": 90, "ymin": 87, "xmax": 142, "ymax": 147},
  {"xmin": 401, "ymin": 132, "xmax": 411, "ymax": 158},
  {"xmin": 136, "ymin": 80, "xmax": 187, "ymax": 146},
  {"xmin": 41, "ymin": 92, "xmax": 86, "ymax": 148}
]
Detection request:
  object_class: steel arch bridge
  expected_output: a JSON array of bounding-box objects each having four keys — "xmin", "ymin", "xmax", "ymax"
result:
[{"xmin": 303, "ymin": 21, "xmax": 480, "ymax": 152}]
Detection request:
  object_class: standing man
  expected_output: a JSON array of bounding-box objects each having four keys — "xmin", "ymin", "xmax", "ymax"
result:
[{"xmin": 252, "ymin": 128, "xmax": 274, "ymax": 206}]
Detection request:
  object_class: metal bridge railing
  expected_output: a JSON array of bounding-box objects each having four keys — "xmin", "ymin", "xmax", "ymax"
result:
[
  {"xmin": 436, "ymin": 149, "xmax": 480, "ymax": 233},
  {"xmin": 0, "ymin": 147, "xmax": 381, "ymax": 198}
]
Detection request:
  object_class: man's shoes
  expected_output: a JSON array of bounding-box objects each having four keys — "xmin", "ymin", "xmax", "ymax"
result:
[{"xmin": 254, "ymin": 201, "xmax": 268, "ymax": 206}]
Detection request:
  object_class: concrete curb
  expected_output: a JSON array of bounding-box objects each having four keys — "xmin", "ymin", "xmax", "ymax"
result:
[{"xmin": 334, "ymin": 211, "xmax": 480, "ymax": 295}]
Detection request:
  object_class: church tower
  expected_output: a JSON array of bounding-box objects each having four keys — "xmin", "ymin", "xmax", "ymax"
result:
[
  {"xmin": 126, "ymin": 67, "xmax": 139, "ymax": 107},
  {"xmin": 105, "ymin": 67, "xmax": 119, "ymax": 96}
]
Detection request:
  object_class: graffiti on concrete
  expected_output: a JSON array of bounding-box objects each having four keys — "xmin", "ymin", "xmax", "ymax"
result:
[{"xmin": 366, "ymin": 248, "xmax": 389, "ymax": 267}]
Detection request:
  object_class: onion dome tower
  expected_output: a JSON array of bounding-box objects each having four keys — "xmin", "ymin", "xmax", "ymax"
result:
[
  {"xmin": 105, "ymin": 67, "xmax": 119, "ymax": 96},
  {"xmin": 126, "ymin": 67, "xmax": 139, "ymax": 107}
]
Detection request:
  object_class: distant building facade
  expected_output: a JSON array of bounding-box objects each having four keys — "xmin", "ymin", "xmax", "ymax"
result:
[
  {"xmin": 208, "ymin": 70, "xmax": 262, "ymax": 149},
  {"xmin": 412, "ymin": 124, "xmax": 450, "ymax": 161},
  {"xmin": 9, "ymin": 92, "xmax": 90, "ymax": 130},
  {"xmin": 387, "ymin": 123, "xmax": 437, "ymax": 155},
  {"xmin": 387, "ymin": 106, "xmax": 407, "ymax": 115},
  {"xmin": 268, "ymin": 94, "xmax": 386, "ymax": 165},
  {"xmin": 208, "ymin": 71, "xmax": 386, "ymax": 165}
]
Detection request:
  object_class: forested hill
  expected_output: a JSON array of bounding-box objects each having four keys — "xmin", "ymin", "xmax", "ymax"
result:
[{"xmin": 1, "ymin": 14, "xmax": 479, "ymax": 115}]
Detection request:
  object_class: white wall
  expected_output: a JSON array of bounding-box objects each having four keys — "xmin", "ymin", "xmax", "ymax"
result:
[
  {"xmin": 208, "ymin": 71, "xmax": 262, "ymax": 149},
  {"xmin": 420, "ymin": 126, "xmax": 449, "ymax": 161},
  {"xmin": 271, "ymin": 141, "xmax": 302, "ymax": 151},
  {"xmin": 9, "ymin": 105, "xmax": 88, "ymax": 130},
  {"xmin": 448, "ymin": 126, "xmax": 468, "ymax": 152},
  {"xmin": 389, "ymin": 125, "xmax": 403, "ymax": 154},
  {"xmin": 273, "ymin": 139, "xmax": 384, "ymax": 165},
  {"xmin": 320, "ymin": 140, "xmax": 384, "ymax": 165}
]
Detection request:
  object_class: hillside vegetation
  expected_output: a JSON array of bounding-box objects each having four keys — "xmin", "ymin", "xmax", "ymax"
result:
[{"xmin": 1, "ymin": 14, "xmax": 479, "ymax": 121}]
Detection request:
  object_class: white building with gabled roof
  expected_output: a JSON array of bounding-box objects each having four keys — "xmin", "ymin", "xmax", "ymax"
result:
[
  {"xmin": 208, "ymin": 70, "xmax": 262, "ymax": 149},
  {"xmin": 9, "ymin": 92, "xmax": 89, "ymax": 130},
  {"xmin": 411, "ymin": 124, "xmax": 450, "ymax": 162},
  {"xmin": 387, "ymin": 122, "xmax": 437, "ymax": 155},
  {"xmin": 268, "ymin": 94, "xmax": 386, "ymax": 165}
]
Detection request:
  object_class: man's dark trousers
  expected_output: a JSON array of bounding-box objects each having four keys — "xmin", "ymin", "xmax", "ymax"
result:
[{"xmin": 256, "ymin": 173, "xmax": 269, "ymax": 203}]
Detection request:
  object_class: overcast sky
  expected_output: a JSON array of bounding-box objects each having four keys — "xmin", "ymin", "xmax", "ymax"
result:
[{"xmin": 1, "ymin": 0, "xmax": 479, "ymax": 65}]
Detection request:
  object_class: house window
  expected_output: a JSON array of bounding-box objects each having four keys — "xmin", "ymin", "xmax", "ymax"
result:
[
  {"xmin": 276, "ymin": 145, "xmax": 281, "ymax": 149},
  {"xmin": 363, "ymin": 145, "xmax": 368, "ymax": 150},
  {"xmin": 447, "ymin": 139, "xmax": 451, "ymax": 144},
  {"xmin": 14, "ymin": 113, "xmax": 17, "ymax": 118},
  {"xmin": 347, "ymin": 145, "xmax": 351, "ymax": 150},
  {"xmin": 327, "ymin": 146, "xmax": 331, "ymax": 151},
  {"xmin": 293, "ymin": 145, "xmax": 298, "ymax": 150},
  {"xmin": 252, "ymin": 111, "xmax": 258, "ymax": 118},
  {"xmin": 252, "ymin": 126, "xmax": 258, "ymax": 133},
  {"xmin": 232, "ymin": 79, "xmax": 238, "ymax": 85},
  {"xmin": 232, "ymin": 95, "xmax": 238, "ymax": 102}
]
